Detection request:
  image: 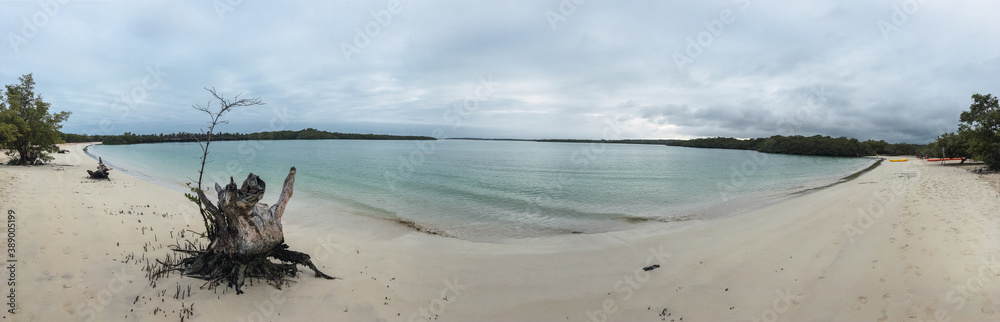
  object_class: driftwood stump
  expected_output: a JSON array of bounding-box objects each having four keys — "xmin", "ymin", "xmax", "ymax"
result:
[
  {"xmin": 87, "ymin": 157, "xmax": 112, "ymax": 179},
  {"xmin": 156, "ymin": 167, "xmax": 334, "ymax": 294}
]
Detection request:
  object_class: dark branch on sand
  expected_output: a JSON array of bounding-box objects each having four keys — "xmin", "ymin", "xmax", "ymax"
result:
[{"xmin": 87, "ymin": 157, "xmax": 112, "ymax": 180}]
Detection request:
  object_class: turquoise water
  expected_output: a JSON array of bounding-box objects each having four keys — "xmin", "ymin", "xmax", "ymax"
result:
[{"xmin": 86, "ymin": 140, "xmax": 874, "ymax": 241}]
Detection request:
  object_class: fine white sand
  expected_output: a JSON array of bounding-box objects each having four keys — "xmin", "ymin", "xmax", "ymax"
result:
[{"xmin": 2, "ymin": 144, "xmax": 1000, "ymax": 321}]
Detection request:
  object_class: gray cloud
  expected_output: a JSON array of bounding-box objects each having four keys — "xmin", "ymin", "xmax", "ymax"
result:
[{"xmin": 2, "ymin": 0, "xmax": 998, "ymax": 143}]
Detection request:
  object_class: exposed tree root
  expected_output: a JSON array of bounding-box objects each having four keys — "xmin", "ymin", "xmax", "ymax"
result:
[
  {"xmin": 152, "ymin": 242, "xmax": 334, "ymax": 295},
  {"xmin": 148, "ymin": 167, "xmax": 335, "ymax": 295}
]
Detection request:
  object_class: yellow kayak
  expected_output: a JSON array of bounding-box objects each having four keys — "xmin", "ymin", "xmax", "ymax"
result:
[{"xmin": 889, "ymin": 159, "xmax": 909, "ymax": 162}]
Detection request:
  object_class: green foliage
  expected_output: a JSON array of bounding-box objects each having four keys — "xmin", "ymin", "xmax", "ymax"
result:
[
  {"xmin": 753, "ymin": 135, "xmax": 872, "ymax": 156},
  {"xmin": 61, "ymin": 132, "xmax": 97, "ymax": 143},
  {"xmin": 91, "ymin": 128, "xmax": 436, "ymax": 145},
  {"xmin": 184, "ymin": 182, "xmax": 201, "ymax": 204},
  {"xmin": 0, "ymin": 119, "xmax": 15, "ymax": 148},
  {"xmin": 183, "ymin": 182, "xmax": 208, "ymax": 238},
  {"xmin": 672, "ymin": 136, "xmax": 927, "ymax": 157},
  {"xmin": 655, "ymin": 135, "xmax": 878, "ymax": 157},
  {"xmin": 667, "ymin": 137, "xmax": 764, "ymax": 150},
  {"xmin": 861, "ymin": 140, "xmax": 924, "ymax": 156},
  {"xmin": 531, "ymin": 135, "xmax": 919, "ymax": 157},
  {"xmin": 925, "ymin": 132, "xmax": 972, "ymax": 159},
  {"xmin": 0, "ymin": 74, "xmax": 71, "ymax": 165},
  {"xmin": 958, "ymin": 93, "xmax": 1000, "ymax": 169}
]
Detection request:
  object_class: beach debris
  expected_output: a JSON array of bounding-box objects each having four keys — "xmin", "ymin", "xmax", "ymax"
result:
[
  {"xmin": 643, "ymin": 264, "xmax": 661, "ymax": 271},
  {"xmin": 149, "ymin": 167, "xmax": 335, "ymax": 295},
  {"xmin": 87, "ymin": 157, "xmax": 112, "ymax": 180}
]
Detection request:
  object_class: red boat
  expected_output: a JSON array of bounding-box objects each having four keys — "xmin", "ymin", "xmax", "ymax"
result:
[{"xmin": 926, "ymin": 158, "xmax": 965, "ymax": 162}]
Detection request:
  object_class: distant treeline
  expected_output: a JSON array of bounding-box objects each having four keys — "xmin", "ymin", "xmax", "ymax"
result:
[
  {"xmin": 458, "ymin": 135, "xmax": 924, "ymax": 157},
  {"xmin": 666, "ymin": 136, "xmax": 923, "ymax": 157},
  {"xmin": 62, "ymin": 128, "xmax": 437, "ymax": 145}
]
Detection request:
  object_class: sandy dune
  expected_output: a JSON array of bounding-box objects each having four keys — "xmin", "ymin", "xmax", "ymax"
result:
[{"xmin": 2, "ymin": 143, "xmax": 999, "ymax": 321}]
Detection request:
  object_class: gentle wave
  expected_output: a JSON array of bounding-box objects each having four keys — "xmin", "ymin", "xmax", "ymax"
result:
[{"xmin": 87, "ymin": 140, "xmax": 874, "ymax": 241}]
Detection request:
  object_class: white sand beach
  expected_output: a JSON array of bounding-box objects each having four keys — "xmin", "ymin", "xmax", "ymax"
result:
[{"xmin": 3, "ymin": 143, "xmax": 1000, "ymax": 321}]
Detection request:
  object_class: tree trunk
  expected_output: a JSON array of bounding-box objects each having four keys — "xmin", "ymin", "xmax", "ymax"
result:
[
  {"xmin": 200, "ymin": 168, "xmax": 293, "ymax": 258},
  {"xmin": 160, "ymin": 167, "xmax": 333, "ymax": 294},
  {"xmin": 15, "ymin": 147, "xmax": 36, "ymax": 165},
  {"xmin": 87, "ymin": 157, "xmax": 111, "ymax": 179}
]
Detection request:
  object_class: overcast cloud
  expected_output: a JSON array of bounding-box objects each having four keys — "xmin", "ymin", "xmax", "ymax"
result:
[{"xmin": 2, "ymin": 0, "xmax": 998, "ymax": 143}]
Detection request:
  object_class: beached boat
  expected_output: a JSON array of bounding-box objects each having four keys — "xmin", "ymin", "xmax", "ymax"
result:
[
  {"xmin": 889, "ymin": 159, "xmax": 908, "ymax": 162},
  {"xmin": 926, "ymin": 158, "xmax": 965, "ymax": 162}
]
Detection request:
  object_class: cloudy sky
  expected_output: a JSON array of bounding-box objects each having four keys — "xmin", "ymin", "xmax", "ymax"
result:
[{"xmin": 2, "ymin": 1, "xmax": 998, "ymax": 143}]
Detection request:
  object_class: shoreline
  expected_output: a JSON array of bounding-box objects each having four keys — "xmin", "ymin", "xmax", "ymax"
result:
[
  {"xmin": 5, "ymin": 144, "xmax": 1000, "ymax": 320},
  {"xmin": 81, "ymin": 141, "xmax": 880, "ymax": 242},
  {"xmin": 82, "ymin": 142, "xmax": 195, "ymax": 195}
]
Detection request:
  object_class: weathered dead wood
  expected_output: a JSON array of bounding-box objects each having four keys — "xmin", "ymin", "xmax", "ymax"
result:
[
  {"xmin": 87, "ymin": 157, "xmax": 112, "ymax": 179},
  {"xmin": 153, "ymin": 167, "xmax": 334, "ymax": 294}
]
